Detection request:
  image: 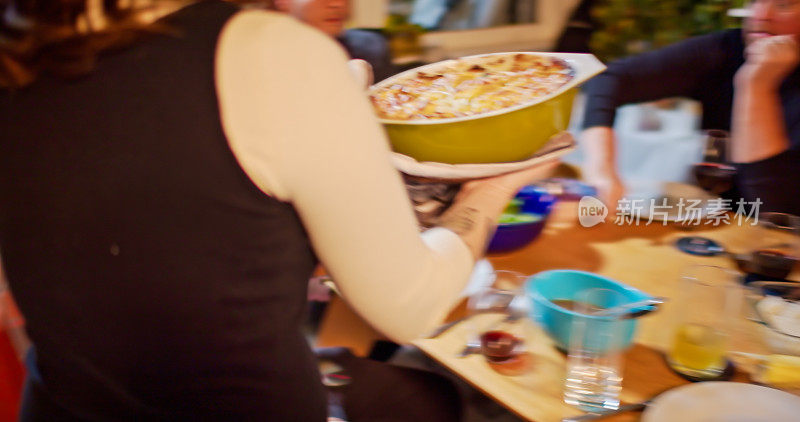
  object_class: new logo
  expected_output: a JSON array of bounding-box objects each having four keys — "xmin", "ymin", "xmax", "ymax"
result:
[{"xmin": 578, "ymin": 196, "xmax": 608, "ymax": 227}]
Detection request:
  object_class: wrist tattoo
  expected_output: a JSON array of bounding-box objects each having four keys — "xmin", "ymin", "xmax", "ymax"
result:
[{"xmin": 439, "ymin": 206, "xmax": 480, "ymax": 235}]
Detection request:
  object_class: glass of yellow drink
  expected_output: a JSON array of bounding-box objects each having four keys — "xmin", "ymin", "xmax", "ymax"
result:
[{"xmin": 667, "ymin": 265, "xmax": 741, "ymax": 379}]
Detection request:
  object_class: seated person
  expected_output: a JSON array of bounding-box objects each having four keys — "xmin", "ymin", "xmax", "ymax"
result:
[
  {"xmin": 580, "ymin": 0, "xmax": 800, "ymax": 215},
  {"xmin": 271, "ymin": 0, "xmax": 396, "ymax": 81}
]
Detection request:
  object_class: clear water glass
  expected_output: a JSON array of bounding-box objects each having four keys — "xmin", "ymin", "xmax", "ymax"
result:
[{"xmin": 564, "ymin": 288, "xmax": 627, "ymax": 412}]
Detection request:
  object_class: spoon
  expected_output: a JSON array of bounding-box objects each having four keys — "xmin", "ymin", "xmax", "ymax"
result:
[
  {"xmin": 591, "ymin": 297, "xmax": 667, "ymax": 318},
  {"xmin": 748, "ymin": 281, "xmax": 800, "ymax": 301},
  {"xmin": 426, "ymin": 293, "xmax": 525, "ymax": 339},
  {"xmin": 426, "ymin": 300, "xmax": 514, "ymax": 339},
  {"xmin": 457, "ymin": 338, "xmax": 482, "ymax": 358}
]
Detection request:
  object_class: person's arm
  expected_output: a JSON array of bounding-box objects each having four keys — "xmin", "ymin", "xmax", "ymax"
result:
[
  {"xmin": 215, "ymin": 11, "xmax": 555, "ymax": 342},
  {"xmin": 579, "ymin": 127, "xmax": 624, "ymax": 211},
  {"xmin": 732, "ymin": 35, "xmax": 798, "ymax": 162},
  {"xmin": 731, "ymin": 35, "xmax": 800, "ymax": 213},
  {"xmin": 583, "ymin": 31, "xmax": 733, "ymax": 128},
  {"xmin": 580, "ymin": 31, "xmax": 734, "ymax": 207},
  {"xmin": 437, "ymin": 161, "xmax": 560, "ymax": 258}
]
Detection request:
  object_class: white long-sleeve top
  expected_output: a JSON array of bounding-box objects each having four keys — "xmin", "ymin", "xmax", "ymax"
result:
[{"xmin": 214, "ymin": 10, "xmax": 475, "ymax": 343}]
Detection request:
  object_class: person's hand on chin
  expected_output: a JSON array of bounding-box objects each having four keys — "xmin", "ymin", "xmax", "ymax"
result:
[{"xmin": 736, "ymin": 35, "xmax": 800, "ymax": 89}]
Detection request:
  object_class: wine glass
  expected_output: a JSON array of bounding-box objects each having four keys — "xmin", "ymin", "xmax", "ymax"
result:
[
  {"xmin": 738, "ymin": 213, "xmax": 800, "ymax": 280},
  {"xmin": 674, "ymin": 130, "xmax": 738, "ymax": 255},
  {"xmin": 692, "ymin": 130, "xmax": 737, "ymax": 195}
]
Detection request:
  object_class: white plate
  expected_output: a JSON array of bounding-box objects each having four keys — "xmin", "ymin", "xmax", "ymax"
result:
[
  {"xmin": 391, "ymin": 132, "xmax": 575, "ymax": 182},
  {"xmin": 642, "ymin": 382, "xmax": 800, "ymax": 422}
]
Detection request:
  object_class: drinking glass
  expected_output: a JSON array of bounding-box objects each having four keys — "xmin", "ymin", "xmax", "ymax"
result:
[
  {"xmin": 667, "ymin": 265, "xmax": 741, "ymax": 379},
  {"xmin": 563, "ymin": 288, "xmax": 627, "ymax": 412},
  {"xmin": 693, "ymin": 130, "xmax": 736, "ymax": 195},
  {"xmin": 744, "ymin": 213, "xmax": 800, "ymax": 279},
  {"xmin": 466, "ymin": 271, "xmax": 529, "ymax": 364}
]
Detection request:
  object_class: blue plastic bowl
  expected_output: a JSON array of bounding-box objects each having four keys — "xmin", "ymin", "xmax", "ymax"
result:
[
  {"xmin": 515, "ymin": 185, "xmax": 557, "ymax": 215},
  {"xmin": 524, "ymin": 270, "xmax": 653, "ymax": 351}
]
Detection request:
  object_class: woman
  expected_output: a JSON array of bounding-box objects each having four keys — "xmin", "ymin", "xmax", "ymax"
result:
[
  {"xmin": 581, "ymin": 0, "xmax": 800, "ymax": 215},
  {"xmin": 0, "ymin": 0, "xmax": 557, "ymax": 419}
]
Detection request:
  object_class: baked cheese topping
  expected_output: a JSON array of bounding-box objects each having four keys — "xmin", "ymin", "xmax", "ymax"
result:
[{"xmin": 370, "ymin": 53, "xmax": 574, "ymax": 121}]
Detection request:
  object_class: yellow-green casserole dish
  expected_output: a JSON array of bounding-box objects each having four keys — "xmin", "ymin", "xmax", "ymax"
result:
[{"xmin": 369, "ymin": 52, "xmax": 606, "ymax": 164}]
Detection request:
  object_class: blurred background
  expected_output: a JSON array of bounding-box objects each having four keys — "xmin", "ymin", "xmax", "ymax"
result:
[{"xmin": 352, "ymin": 0, "xmax": 746, "ymax": 61}]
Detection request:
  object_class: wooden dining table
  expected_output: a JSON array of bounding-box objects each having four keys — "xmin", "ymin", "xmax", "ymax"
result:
[{"xmin": 316, "ymin": 216, "xmax": 798, "ymax": 421}]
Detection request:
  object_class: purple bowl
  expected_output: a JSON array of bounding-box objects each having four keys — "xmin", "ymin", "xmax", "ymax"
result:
[
  {"xmin": 488, "ymin": 189, "xmax": 554, "ymax": 253},
  {"xmin": 488, "ymin": 214, "xmax": 547, "ymax": 253}
]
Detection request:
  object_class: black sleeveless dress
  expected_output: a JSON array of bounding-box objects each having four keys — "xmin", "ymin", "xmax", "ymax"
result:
[{"xmin": 0, "ymin": 1, "xmax": 327, "ymax": 419}]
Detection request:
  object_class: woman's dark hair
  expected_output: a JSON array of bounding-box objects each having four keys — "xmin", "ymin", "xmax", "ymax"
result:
[{"xmin": 0, "ymin": 0, "xmax": 184, "ymax": 88}]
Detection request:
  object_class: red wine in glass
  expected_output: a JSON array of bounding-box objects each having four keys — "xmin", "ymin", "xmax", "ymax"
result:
[
  {"xmin": 750, "ymin": 249, "xmax": 799, "ymax": 279},
  {"xmin": 480, "ymin": 330, "xmax": 522, "ymax": 363},
  {"xmin": 693, "ymin": 162, "xmax": 736, "ymax": 195}
]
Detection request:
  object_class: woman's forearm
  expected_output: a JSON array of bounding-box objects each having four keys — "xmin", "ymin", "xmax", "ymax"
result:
[
  {"xmin": 731, "ymin": 35, "xmax": 797, "ymax": 163},
  {"xmin": 437, "ymin": 186, "xmax": 514, "ymax": 259},
  {"xmin": 731, "ymin": 81, "xmax": 790, "ymax": 163},
  {"xmin": 437, "ymin": 159, "xmax": 560, "ymax": 259},
  {"xmin": 581, "ymin": 127, "xmax": 618, "ymax": 174}
]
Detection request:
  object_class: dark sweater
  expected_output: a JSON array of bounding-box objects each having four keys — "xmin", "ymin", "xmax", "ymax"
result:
[
  {"xmin": 0, "ymin": 2, "xmax": 326, "ymax": 420},
  {"xmin": 582, "ymin": 29, "xmax": 800, "ymax": 214},
  {"xmin": 338, "ymin": 29, "xmax": 396, "ymax": 82}
]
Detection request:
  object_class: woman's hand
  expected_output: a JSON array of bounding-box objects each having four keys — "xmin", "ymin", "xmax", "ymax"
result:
[
  {"xmin": 347, "ymin": 59, "xmax": 374, "ymax": 90},
  {"xmin": 735, "ymin": 35, "xmax": 800, "ymax": 89},
  {"xmin": 459, "ymin": 158, "xmax": 561, "ymax": 199},
  {"xmin": 731, "ymin": 35, "xmax": 797, "ymax": 163},
  {"xmin": 438, "ymin": 159, "xmax": 560, "ymax": 259}
]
